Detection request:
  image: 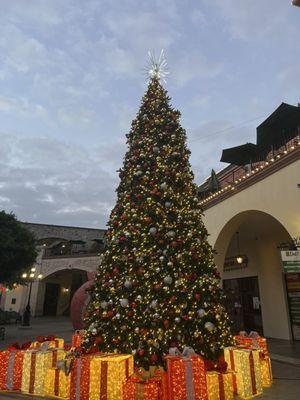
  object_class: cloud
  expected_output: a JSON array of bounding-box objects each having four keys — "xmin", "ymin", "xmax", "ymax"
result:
[
  {"xmin": 0, "ymin": 95, "xmax": 46, "ymax": 117},
  {"xmin": 204, "ymin": 0, "xmax": 297, "ymax": 41},
  {"xmin": 0, "ymin": 133, "xmax": 118, "ymax": 228}
]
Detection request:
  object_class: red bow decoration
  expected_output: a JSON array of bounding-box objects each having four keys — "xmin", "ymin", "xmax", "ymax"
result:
[
  {"xmin": 8, "ymin": 342, "xmax": 21, "ymax": 350},
  {"xmin": 21, "ymin": 341, "xmax": 32, "ymax": 350},
  {"xmin": 204, "ymin": 356, "xmax": 228, "ymax": 373}
]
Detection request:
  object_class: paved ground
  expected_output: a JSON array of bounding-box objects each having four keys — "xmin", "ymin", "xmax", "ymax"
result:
[
  {"xmin": 0, "ymin": 316, "xmax": 74, "ymax": 350},
  {"xmin": 0, "ymin": 318, "xmax": 299, "ymax": 399}
]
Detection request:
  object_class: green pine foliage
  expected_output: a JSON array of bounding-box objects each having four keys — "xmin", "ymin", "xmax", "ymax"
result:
[{"xmin": 83, "ymin": 78, "xmax": 232, "ymax": 369}]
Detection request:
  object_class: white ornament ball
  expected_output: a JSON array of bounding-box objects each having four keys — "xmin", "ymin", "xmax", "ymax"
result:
[
  {"xmin": 163, "ymin": 276, "xmax": 173, "ymax": 285},
  {"xmin": 124, "ymin": 280, "xmax": 132, "ymax": 289},
  {"xmin": 153, "ymin": 146, "xmax": 159, "ymax": 153},
  {"xmin": 135, "ymin": 327, "xmax": 139, "ymax": 333},
  {"xmin": 120, "ymin": 298, "xmax": 129, "ymax": 307},
  {"xmin": 149, "ymin": 227, "xmax": 157, "ymax": 235},
  {"xmin": 108, "ymin": 299, "xmax": 113, "ymax": 305},
  {"xmin": 132, "ymin": 349, "xmax": 137, "ymax": 355},
  {"xmin": 197, "ymin": 309, "xmax": 205, "ymax": 317},
  {"xmin": 150, "ymin": 300, "xmax": 158, "ymax": 309},
  {"xmin": 204, "ymin": 322, "xmax": 215, "ymax": 332},
  {"xmin": 116, "ymin": 313, "xmax": 121, "ymax": 319},
  {"xmin": 160, "ymin": 182, "xmax": 168, "ymax": 191},
  {"xmin": 155, "ymin": 267, "xmax": 161, "ymax": 272},
  {"xmin": 92, "ymin": 328, "xmax": 97, "ymax": 335},
  {"xmin": 136, "ymin": 295, "xmax": 142, "ymax": 301},
  {"xmin": 167, "ymin": 261, "xmax": 173, "ymax": 267},
  {"xmin": 109, "ymin": 279, "xmax": 113, "ymax": 284},
  {"xmin": 101, "ymin": 301, "xmax": 108, "ymax": 309},
  {"xmin": 165, "ymin": 202, "xmax": 171, "ymax": 208},
  {"xmin": 167, "ymin": 231, "xmax": 175, "ymax": 238},
  {"xmin": 135, "ymin": 170, "xmax": 143, "ymax": 177},
  {"xmin": 159, "ymin": 256, "xmax": 165, "ymax": 262},
  {"xmin": 175, "ymin": 317, "xmax": 181, "ymax": 323}
]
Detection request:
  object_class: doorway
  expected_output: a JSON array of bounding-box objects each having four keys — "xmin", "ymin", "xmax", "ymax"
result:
[
  {"xmin": 43, "ymin": 283, "xmax": 60, "ymax": 316},
  {"xmin": 223, "ymin": 276, "xmax": 263, "ymax": 335}
]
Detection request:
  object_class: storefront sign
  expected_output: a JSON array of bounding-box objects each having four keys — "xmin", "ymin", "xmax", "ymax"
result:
[{"xmin": 281, "ymin": 251, "xmax": 300, "ymax": 273}]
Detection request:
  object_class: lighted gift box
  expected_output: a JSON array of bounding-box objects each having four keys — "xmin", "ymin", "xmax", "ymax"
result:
[
  {"xmin": 44, "ymin": 367, "xmax": 71, "ymax": 399},
  {"xmin": 0, "ymin": 349, "xmax": 24, "ymax": 391},
  {"xmin": 30, "ymin": 338, "xmax": 65, "ymax": 350},
  {"xmin": 234, "ymin": 336, "xmax": 268, "ymax": 356},
  {"xmin": 21, "ymin": 348, "xmax": 65, "ymax": 396},
  {"xmin": 206, "ymin": 371, "xmax": 234, "ymax": 400},
  {"xmin": 224, "ymin": 347, "xmax": 262, "ymax": 399},
  {"xmin": 72, "ymin": 331, "xmax": 84, "ymax": 348},
  {"xmin": 70, "ymin": 353, "xmax": 134, "ymax": 400},
  {"xmin": 166, "ymin": 354, "xmax": 207, "ymax": 400},
  {"xmin": 260, "ymin": 355, "xmax": 272, "ymax": 387}
]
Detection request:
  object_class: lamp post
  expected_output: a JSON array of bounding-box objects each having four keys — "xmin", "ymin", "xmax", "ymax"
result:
[{"xmin": 21, "ymin": 267, "xmax": 43, "ymax": 327}]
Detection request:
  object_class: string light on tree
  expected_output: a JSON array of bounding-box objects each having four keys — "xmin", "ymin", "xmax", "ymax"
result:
[{"xmin": 83, "ymin": 53, "xmax": 232, "ymax": 369}]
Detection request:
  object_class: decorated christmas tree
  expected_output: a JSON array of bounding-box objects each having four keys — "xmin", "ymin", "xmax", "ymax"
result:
[{"xmin": 83, "ymin": 54, "xmax": 232, "ymax": 369}]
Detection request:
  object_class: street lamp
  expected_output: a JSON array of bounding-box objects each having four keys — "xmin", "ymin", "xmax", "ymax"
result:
[
  {"xmin": 235, "ymin": 232, "xmax": 243, "ymax": 264},
  {"xmin": 21, "ymin": 268, "xmax": 43, "ymax": 327}
]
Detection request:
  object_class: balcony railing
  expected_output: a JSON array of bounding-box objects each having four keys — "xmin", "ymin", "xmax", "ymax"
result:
[{"xmin": 199, "ymin": 137, "xmax": 300, "ymax": 210}]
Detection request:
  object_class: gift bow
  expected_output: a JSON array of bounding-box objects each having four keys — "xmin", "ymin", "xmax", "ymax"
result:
[{"xmin": 168, "ymin": 346, "xmax": 195, "ymax": 357}]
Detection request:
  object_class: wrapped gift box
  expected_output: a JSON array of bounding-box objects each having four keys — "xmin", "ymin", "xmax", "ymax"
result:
[
  {"xmin": 72, "ymin": 331, "xmax": 84, "ymax": 348},
  {"xmin": 166, "ymin": 354, "xmax": 207, "ymax": 400},
  {"xmin": 44, "ymin": 367, "xmax": 71, "ymax": 399},
  {"xmin": 123, "ymin": 374, "xmax": 167, "ymax": 400},
  {"xmin": 0, "ymin": 349, "xmax": 24, "ymax": 391},
  {"xmin": 30, "ymin": 338, "xmax": 64, "ymax": 350},
  {"xmin": 260, "ymin": 355, "xmax": 272, "ymax": 387},
  {"xmin": 206, "ymin": 371, "xmax": 234, "ymax": 400},
  {"xmin": 224, "ymin": 347, "xmax": 262, "ymax": 399},
  {"xmin": 21, "ymin": 348, "xmax": 65, "ymax": 396},
  {"xmin": 70, "ymin": 353, "xmax": 134, "ymax": 400},
  {"xmin": 234, "ymin": 336, "xmax": 268, "ymax": 356}
]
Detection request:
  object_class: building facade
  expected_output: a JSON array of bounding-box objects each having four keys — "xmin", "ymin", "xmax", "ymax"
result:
[
  {"xmin": 198, "ymin": 103, "xmax": 300, "ymax": 341},
  {"xmin": 0, "ymin": 223, "xmax": 105, "ymax": 317}
]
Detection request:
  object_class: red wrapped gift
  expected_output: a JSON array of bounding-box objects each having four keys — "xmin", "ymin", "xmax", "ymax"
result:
[
  {"xmin": 234, "ymin": 333, "xmax": 268, "ymax": 356},
  {"xmin": 123, "ymin": 373, "xmax": 167, "ymax": 400},
  {"xmin": 72, "ymin": 330, "xmax": 84, "ymax": 348},
  {"xmin": 166, "ymin": 348, "xmax": 207, "ymax": 400},
  {"xmin": 0, "ymin": 349, "xmax": 24, "ymax": 391}
]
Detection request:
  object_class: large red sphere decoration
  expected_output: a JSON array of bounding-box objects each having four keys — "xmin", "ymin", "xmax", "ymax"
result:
[
  {"xmin": 292, "ymin": 0, "xmax": 300, "ymax": 6},
  {"xmin": 70, "ymin": 272, "xmax": 95, "ymax": 330}
]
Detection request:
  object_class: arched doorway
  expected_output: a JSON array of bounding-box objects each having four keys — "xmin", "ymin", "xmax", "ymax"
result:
[
  {"xmin": 37, "ymin": 269, "xmax": 88, "ymax": 317},
  {"xmin": 214, "ymin": 210, "xmax": 293, "ymax": 340}
]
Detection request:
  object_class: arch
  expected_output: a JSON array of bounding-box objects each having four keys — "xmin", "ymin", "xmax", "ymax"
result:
[
  {"xmin": 213, "ymin": 210, "xmax": 293, "ymax": 274},
  {"xmin": 41, "ymin": 265, "xmax": 90, "ymax": 280},
  {"xmin": 212, "ymin": 210, "xmax": 294, "ymax": 340}
]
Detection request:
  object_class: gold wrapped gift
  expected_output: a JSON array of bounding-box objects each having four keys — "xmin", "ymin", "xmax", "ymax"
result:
[
  {"xmin": 206, "ymin": 371, "xmax": 234, "ymax": 400},
  {"xmin": 30, "ymin": 338, "xmax": 64, "ymax": 350},
  {"xmin": 44, "ymin": 368, "xmax": 71, "ymax": 399},
  {"xmin": 260, "ymin": 356, "xmax": 272, "ymax": 387},
  {"xmin": 224, "ymin": 347, "xmax": 263, "ymax": 399},
  {"xmin": 21, "ymin": 349, "xmax": 65, "ymax": 396},
  {"xmin": 70, "ymin": 353, "xmax": 134, "ymax": 400}
]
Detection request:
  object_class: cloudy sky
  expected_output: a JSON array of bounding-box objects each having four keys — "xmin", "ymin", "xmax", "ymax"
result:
[{"xmin": 0, "ymin": 0, "xmax": 299, "ymax": 228}]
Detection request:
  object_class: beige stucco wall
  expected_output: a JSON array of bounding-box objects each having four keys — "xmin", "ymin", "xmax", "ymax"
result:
[{"xmin": 202, "ymin": 159, "xmax": 300, "ymax": 340}]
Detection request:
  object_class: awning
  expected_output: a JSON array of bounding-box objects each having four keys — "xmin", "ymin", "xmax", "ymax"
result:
[
  {"xmin": 256, "ymin": 103, "xmax": 300, "ymax": 150},
  {"xmin": 220, "ymin": 143, "xmax": 258, "ymax": 165}
]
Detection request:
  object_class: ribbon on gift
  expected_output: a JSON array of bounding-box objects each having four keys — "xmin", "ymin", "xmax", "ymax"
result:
[
  {"xmin": 29, "ymin": 351, "xmax": 37, "ymax": 394},
  {"xmin": 168, "ymin": 347, "xmax": 196, "ymax": 400},
  {"xmin": 249, "ymin": 352, "xmax": 257, "ymax": 395},
  {"xmin": 6, "ymin": 351, "xmax": 16, "ymax": 391},
  {"xmin": 225, "ymin": 349, "xmax": 237, "ymax": 394},
  {"xmin": 217, "ymin": 373, "xmax": 226, "ymax": 400}
]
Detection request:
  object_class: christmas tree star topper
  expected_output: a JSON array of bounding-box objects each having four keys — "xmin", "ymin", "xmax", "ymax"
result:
[{"xmin": 145, "ymin": 49, "xmax": 169, "ymax": 82}]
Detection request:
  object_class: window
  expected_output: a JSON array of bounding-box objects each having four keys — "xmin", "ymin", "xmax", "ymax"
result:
[{"xmin": 11, "ymin": 298, "xmax": 16, "ymax": 305}]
